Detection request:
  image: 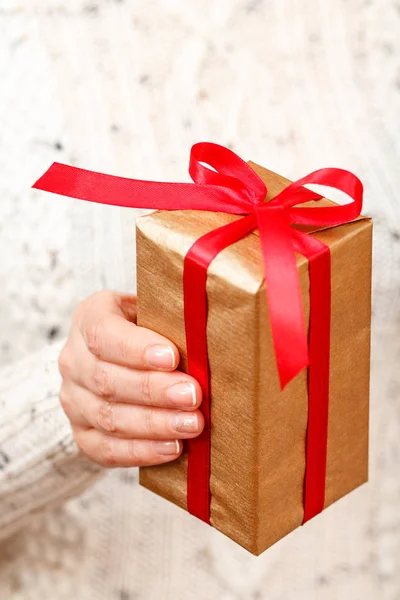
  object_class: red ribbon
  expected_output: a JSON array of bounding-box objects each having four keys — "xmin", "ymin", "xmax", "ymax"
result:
[{"xmin": 33, "ymin": 142, "xmax": 363, "ymax": 525}]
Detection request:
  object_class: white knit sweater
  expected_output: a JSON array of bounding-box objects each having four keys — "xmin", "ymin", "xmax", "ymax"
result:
[{"xmin": 1, "ymin": 1, "xmax": 400, "ymax": 599}]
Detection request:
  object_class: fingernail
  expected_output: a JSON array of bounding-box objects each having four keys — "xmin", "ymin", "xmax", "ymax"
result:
[
  {"xmin": 171, "ymin": 412, "xmax": 199, "ymax": 433},
  {"xmin": 153, "ymin": 440, "xmax": 180, "ymax": 455},
  {"xmin": 145, "ymin": 345, "xmax": 175, "ymax": 369},
  {"xmin": 166, "ymin": 382, "xmax": 197, "ymax": 408}
]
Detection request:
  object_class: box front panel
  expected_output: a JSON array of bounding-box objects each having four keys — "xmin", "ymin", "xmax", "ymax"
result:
[
  {"xmin": 324, "ymin": 221, "xmax": 372, "ymax": 505},
  {"xmin": 137, "ymin": 211, "xmax": 266, "ymax": 553}
]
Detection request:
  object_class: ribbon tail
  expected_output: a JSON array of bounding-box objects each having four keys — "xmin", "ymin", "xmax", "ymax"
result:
[
  {"xmin": 32, "ymin": 162, "xmax": 253, "ymax": 214},
  {"xmin": 292, "ymin": 229, "xmax": 331, "ymax": 523},
  {"xmin": 184, "ymin": 214, "xmax": 257, "ymax": 523},
  {"xmin": 255, "ymin": 206, "xmax": 309, "ymax": 388}
]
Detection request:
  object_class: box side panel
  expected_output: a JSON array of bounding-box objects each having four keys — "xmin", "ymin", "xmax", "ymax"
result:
[
  {"xmin": 255, "ymin": 220, "xmax": 372, "ymax": 555},
  {"xmin": 324, "ymin": 221, "xmax": 372, "ymax": 505}
]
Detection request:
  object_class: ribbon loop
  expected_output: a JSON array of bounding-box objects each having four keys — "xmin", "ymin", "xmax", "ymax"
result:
[
  {"xmin": 190, "ymin": 142, "xmax": 267, "ymax": 206},
  {"xmin": 271, "ymin": 167, "xmax": 363, "ymax": 226}
]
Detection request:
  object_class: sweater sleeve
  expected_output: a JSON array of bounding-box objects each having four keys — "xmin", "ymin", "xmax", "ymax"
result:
[{"xmin": 0, "ymin": 340, "xmax": 102, "ymax": 541}]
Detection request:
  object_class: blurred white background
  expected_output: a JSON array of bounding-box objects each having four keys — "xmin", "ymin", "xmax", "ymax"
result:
[{"xmin": 0, "ymin": 1, "xmax": 400, "ymax": 598}]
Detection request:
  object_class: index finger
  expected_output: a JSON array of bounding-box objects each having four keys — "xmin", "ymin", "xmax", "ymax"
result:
[{"xmin": 80, "ymin": 304, "xmax": 179, "ymax": 371}]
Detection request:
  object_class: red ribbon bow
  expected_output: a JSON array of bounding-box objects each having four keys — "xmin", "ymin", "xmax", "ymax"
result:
[{"xmin": 33, "ymin": 142, "xmax": 363, "ymax": 525}]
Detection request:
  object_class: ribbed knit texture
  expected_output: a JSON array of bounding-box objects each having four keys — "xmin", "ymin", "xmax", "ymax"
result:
[
  {"xmin": 0, "ymin": 341, "xmax": 101, "ymax": 543},
  {"xmin": 1, "ymin": 1, "xmax": 400, "ymax": 598}
]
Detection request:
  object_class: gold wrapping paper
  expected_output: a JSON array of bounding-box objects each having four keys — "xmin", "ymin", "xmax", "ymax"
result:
[{"xmin": 136, "ymin": 161, "xmax": 372, "ymax": 556}]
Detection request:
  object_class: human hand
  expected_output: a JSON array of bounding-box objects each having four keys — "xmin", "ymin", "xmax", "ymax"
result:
[{"xmin": 58, "ymin": 290, "xmax": 204, "ymax": 468}]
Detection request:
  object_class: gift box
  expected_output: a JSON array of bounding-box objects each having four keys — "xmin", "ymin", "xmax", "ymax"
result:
[
  {"xmin": 136, "ymin": 160, "xmax": 371, "ymax": 556},
  {"xmin": 33, "ymin": 143, "xmax": 372, "ymax": 556}
]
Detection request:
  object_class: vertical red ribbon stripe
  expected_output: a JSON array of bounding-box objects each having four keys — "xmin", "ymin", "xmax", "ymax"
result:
[
  {"xmin": 32, "ymin": 142, "xmax": 363, "ymax": 525},
  {"xmin": 184, "ymin": 215, "xmax": 258, "ymax": 522}
]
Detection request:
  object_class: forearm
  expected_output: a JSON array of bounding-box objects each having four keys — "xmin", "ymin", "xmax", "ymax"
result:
[{"xmin": 0, "ymin": 341, "xmax": 101, "ymax": 541}]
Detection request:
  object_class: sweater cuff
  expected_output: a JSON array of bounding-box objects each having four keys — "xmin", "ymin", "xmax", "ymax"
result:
[{"xmin": 0, "ymin": 341, "xmax": 102, "ymax": 541}]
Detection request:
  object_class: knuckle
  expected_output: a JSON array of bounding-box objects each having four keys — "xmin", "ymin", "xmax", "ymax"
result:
[
  {"xmin": 58, "ymin": 346, "xmax": 72, "ymax": 379},
  {"xmin": 74, "ymin": 297, "xmax": 88, "ymax": 318},
  {"xmin": 138, "ymin": 371, "xmax": 153, "ymax": 405},
  {"xmin": 73, "ymin": 429, "xmax": 117, "ymax": 468},
  {"xmin": 72, "ymin": 429, "xmax": 83, "ymax": 450},
  {"xmin": 143, "ymin": 407, "xmax": 157, "ymax": 436},
  {"xmin": 58, "ymin": 386, "xmax": 74, "ymax": 420},
  {"xmin": 75, "ymin": 291, "xmax": 114, "ymax": 333},
  {"xmin": 93, "ymin": 361, "xmax": 115, "ymax": 399},
  {"xmin": 85, "ymin": 317, "xmax": 104, "ymax": 357},
  {"xmin": 118, "ymin": 334, "xmax": 134, "ymax": 363},
  {"xmin": 100, "ymin": 435, "xmax": 118, "ymax": 467},
  {"xmin": 96, "ymin": 400, "xmax": 117, "ymax": 434},
  {"xmin": 80, "ymin": 290, "xmax": 112, "ymax": 312},
  {"xmin": 73, "ymin": 429, "xmax": 90, "ymax": 458},
  {"xmin": 125, "ymin": 439, "xmax": 142, "ymax": 466},
  {"xmin": 59, "ymin": 386, "xmax": 71, "ymax": 414},
  {"xmin": 95, "ymin": 290, "xmax": 114, "ymax": 302}
]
